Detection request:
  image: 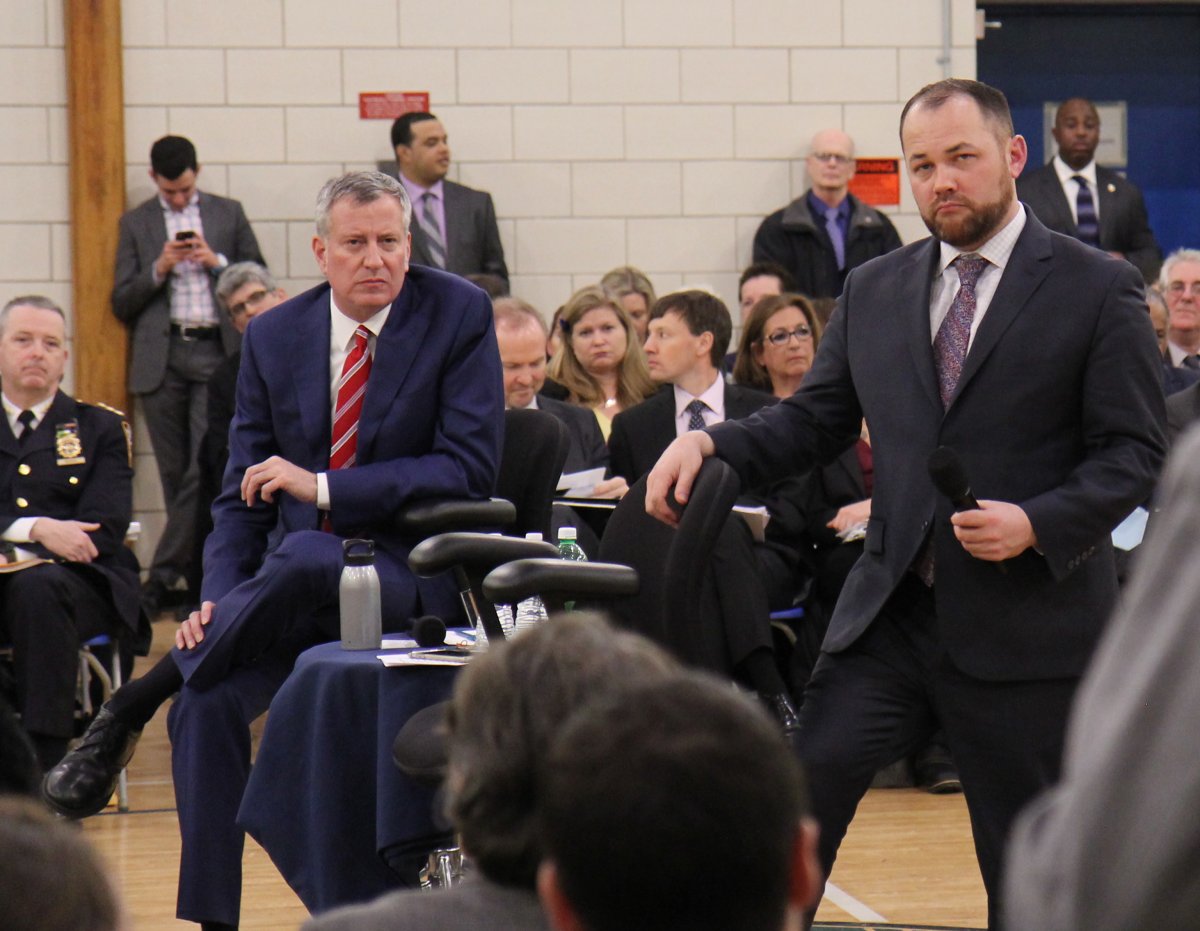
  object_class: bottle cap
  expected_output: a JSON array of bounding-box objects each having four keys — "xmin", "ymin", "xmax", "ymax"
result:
[
  {"xmin": 557, "ymin": 526, "xmax": 577, "ymax": 541},
  {"xmin": 342, "ymin": 538, "xmax": 375, "ymax": 565},
  {"xmin": 525, "ymin": 532, "xmax": 544, "ymax": 542}
]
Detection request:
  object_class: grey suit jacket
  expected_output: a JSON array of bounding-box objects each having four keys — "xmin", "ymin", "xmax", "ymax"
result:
[
  {"xmin": 1004, "ymin": 427, "xmax": 1200, "ymax": 931},
  {"xmin": 303, "ymin": 874, "xmax": 548, "ymax": 931},
  {"xmin": 1165, "ymin": 379, "xmax": 1200, "ymax": 445},
  {"xmin": 1016, "ymin": 161, "xmax": 1162, "ymax": 282},
  {"xmin": 409, "ymin": 179, "xmax": 508, "ymax": 283},
  {"xmin": 111, "ymin": 191, "xmax": 264, "ymax": 394}
]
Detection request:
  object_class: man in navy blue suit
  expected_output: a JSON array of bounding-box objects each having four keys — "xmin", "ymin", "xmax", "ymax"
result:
[
  {"xmin": 44, "ymin": 171, "xmax": 504, "ymax": 930},
  {"xmin": 647, "ymin": 81, "xmax": 1165, "ymax": 929}
]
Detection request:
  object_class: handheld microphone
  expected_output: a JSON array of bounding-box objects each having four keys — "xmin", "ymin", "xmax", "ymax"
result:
[
  {"xmin": 412, "ymin": 615, "xmax": 447, "ymax": 648},
  {"xmin": 927, "ymin": 447, "xmax": 980, "ymax": 512}
]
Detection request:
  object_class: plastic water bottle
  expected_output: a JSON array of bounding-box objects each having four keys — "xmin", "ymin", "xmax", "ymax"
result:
[
  {"xmin": 513, "ymin": 532, "xmax": 550, "ymax": 636},
  {"xmin": 557, "ymin": 526, "xmax": 588, "ymax": 611},
  {"xmin": 340, "ymin": 538, "xmax": 382, "ymax": 650}
]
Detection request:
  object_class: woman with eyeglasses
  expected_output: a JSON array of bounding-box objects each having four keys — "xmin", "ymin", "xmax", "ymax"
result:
[{"xmin": 732, "ymin": 292, "xmax": 821, "ymax": 399}]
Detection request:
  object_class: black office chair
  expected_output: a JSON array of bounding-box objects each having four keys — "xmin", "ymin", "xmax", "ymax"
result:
[
  {"xmin": 484, "ymin": 457, "xmax": 742, "ymax": 673},
  {"xmin": 497, "ymin": 408, "xmax": 570, "ymax": 539}
]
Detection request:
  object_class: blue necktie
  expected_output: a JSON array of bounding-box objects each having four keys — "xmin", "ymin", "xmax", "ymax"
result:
[
  {"xmin": 824, "ymin": 206, "xmax": 846, "ymax": 270},
  {"xmin": 1073, "ymin": 175, "xmax": 1100, "ymax": 248},
  {"xmin": 685, "ymin": 399, "xmax": 708, "ymax": 432}
]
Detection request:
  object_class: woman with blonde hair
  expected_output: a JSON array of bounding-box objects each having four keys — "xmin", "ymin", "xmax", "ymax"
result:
[
  {"xmin": 599, "ymin": 265, "xmax": 656, "ymax": 344},
  {"xmin": 732, "ymin": 292, "xmax": 822, "ymax": 399},
  {"xmin": 547, "ymin": 285, "xmax": 656, "ymax": 439}
]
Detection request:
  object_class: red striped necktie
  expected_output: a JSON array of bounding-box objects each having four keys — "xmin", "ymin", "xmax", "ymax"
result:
[{"xmin": 330, "ymin": 325, "xmax": 372, "ymax": 471}]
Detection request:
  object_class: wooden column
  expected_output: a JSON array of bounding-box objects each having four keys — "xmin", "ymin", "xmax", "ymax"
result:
[{"xmin": 65, "ymin": 0, "xmax": 126, "ymax": 409}]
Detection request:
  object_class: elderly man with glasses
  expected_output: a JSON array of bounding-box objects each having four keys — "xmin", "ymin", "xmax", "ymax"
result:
[{"xmin": 753, "ymin": 128, "xmax": 903, "ymax": 300}]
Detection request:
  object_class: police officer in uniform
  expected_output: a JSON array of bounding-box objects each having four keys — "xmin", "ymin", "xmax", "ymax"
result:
[{"xmin": 0, "ymin": 296, "xmax": 142, "ymax": 771}]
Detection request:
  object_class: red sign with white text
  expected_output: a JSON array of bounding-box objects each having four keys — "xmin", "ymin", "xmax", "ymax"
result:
[
  {"xmin": 358, "ymin": 92, "xmax": 431, "ymax": 120},
  {"xmin": 848, "ymin": 158, "xmax": 901, "ymax": 207}
]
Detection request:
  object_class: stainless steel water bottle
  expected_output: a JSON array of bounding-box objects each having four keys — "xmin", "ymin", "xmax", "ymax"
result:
[{"xmin": 340, "ymin": 538, "xmax": 382, "ymax": 650}]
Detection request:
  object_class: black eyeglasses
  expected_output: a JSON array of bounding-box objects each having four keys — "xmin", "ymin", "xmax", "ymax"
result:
[
  {"xmin": 229, "ymin": 288, "xmax": 270, "ymax": 318},
  {"xmin": 762, "ymin": 325, "xmax": 812, "ymax": 347}
]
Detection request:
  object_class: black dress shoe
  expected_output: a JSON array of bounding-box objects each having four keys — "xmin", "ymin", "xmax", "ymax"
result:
[
  {"xmin": 42, "ymin": 705, "xmax": 141, "ymax": 819},
  {"xmin": 759, "ymin": 691, "xmax": 801, "ymax": 739},
  {"xmin": 915, "ymin": 755, "xmax": 963, "ymax": 795}
]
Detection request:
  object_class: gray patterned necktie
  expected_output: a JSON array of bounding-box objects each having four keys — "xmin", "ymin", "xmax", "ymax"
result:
[
  {"xmin": 685, "ymin": 399, "xmax": 708, "ymax": 432},
  {"xmin": 421, "ymin": 192, "xmax": 446, "ymax": 268},
  {"xmin": 933, "ymin": 254, "xmax": 989, "ymax": 410}
]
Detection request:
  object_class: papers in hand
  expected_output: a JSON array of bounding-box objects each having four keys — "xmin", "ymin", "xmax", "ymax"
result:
[
  {"xmin": 733, "ymin": 505, "xmax": 770, "ymax": 543},
  {"xmin": 557, "ymin": 467, "xmax": 607, "ymax": 497}
]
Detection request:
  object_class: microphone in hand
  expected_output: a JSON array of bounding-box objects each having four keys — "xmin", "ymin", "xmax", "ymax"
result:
[{"xmin": 928, "ymin": 446, "xmax": 980, "ymax": 512}]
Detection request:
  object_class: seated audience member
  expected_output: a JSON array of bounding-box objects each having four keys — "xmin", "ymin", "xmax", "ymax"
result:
[
  {"xmin": 493, "ymin": 297, "xmax": 626, "ymax": 499},
  {"xmin": 610, "ymin": 290, "xmax": 775, "ymax": 483},
  {"xmin": 732, "ymin": 293, "xmax": 821, "ymax": 398},
  {"xmin": 304, "ymin": 614, "xmax": 679, "ymax": 931},
  {"xmin": 599, "ymin": 265, "xmax": 656, "ymax": 344},
  {"xmin": 1004, "ymin": 427, "xmax": 1200, "ymax": 931},
  {"xmin": 753, "ymin": 128, "xmax": 902, "ymax": 300},
  {"xmin": 1161, "ymin": 248, "xmax": 1200, "ymax": 369},
  {"xmin": 0, "ymin": 295, "xmax": 142, "ymax": 772},
  {"xmin": 737, "ymin": 261, "xmax": 796, "ymax": 318},
  {"xmin": 608, "ymin": 290, "xmax": 805, "ymax": 730},
  {"xmin": 1148, "ymin": 287, "xmax": 1199, "ymax": 397},
  {"xmin": 44, "ymin": 171, "xmax": 503, "ymax": 931},
  {"xmin": 545, "ymin": 287, "xmax": 655, "ymax": 440},
  {"xmin": 0, "ymin": 795, "xmax": 125, "ymax": 931},
  {"xmin": 546, "ymin": 304, "xmax": 566, "ymax": 361},
  {"xmin": 189, "ymin": 262, "xmax": 287, "ymax": 597},
  {"xmin": 537, "ymin": 672, "xmax": 821, "ymax": 931}
]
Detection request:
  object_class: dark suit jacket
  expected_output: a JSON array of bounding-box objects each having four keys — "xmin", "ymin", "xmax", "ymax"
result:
[
  {"xmin": 1016, "ymin": 162, "xmax": 1162, "ymax": 283},
  {"xmin": 201, "ymin": 267, "xmax": 504, "ymax": 610},
  {"xmin": 408, "ymin": 179, "xmax": 508, "ymax": 283},
  {"xmin": 0, "ymin": 392, "xmax": 141, "ymax": 637},
  {"xmin": 535, "ymin": 395, "xmax": 609, "ymax": 474},
  {"xmin": 710, "ymin": 210, "xmax": 1166, "ymax": 682},
  {"xmin": 112, "ymin": 191, "xmax": 264, "ymax": 394},
  {"xmin": 608, "ymin": 383, "xmax": 774, "ymax": 484}
]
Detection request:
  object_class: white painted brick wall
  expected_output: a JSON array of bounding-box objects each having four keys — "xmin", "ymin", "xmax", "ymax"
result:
[{"xmin": 0, "ymin": 0, "xmax": 974, "ymax": 577}]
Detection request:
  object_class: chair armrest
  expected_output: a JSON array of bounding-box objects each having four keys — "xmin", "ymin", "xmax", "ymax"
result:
[
  {"xmin": 408, "ymin": 532, "xmax": 559, "ymax": 578},
  {"xmin": 396, "ymin": 498, "xmax": 516, "ymax": 537},
  {"xmin": 483, "ymin": 558, "xmax": 639, "ymax": 605}
]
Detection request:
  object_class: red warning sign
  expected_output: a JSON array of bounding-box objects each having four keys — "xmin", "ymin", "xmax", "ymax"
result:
[
  {"xmin": 358, "ymin": 92, "xmax": 431, "ymax": 120},
  {"xmin": 848, "ymin": 158, "xmax": 901, "ymax": 207}
]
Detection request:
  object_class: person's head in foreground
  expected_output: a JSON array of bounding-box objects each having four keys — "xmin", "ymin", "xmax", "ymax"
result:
[
  {"xmin": 0, "ymin": 795, "xmax": 125, "ymax": 930},
  {"xmin": 536, "ymin": 671, "xmax": 822, "ymax": 931},
  {"xmin": 445, "ymin": 613, "xmax": 679, "ymax": 889}
]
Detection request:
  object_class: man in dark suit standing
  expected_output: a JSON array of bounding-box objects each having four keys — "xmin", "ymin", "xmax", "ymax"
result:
[
  {"xmin": 45, "ymin": 171, "xmax": 504, "ymax": 930},
  {"xmin": 0, "ymin": 296, "xmax": 143, "ymax": 772},
  {"xmin": 113, "ymin": 135, "xmax": 265, "ymax": 614},
  {"xmin": 1016, "ymin": 97, "xmax": 1161, "ymax": 283},
  {"xmin": 647, "ymin": 80, "xmax": 1165, "ymax": 928},
  {"xmin": 392, "ymin": 112, "xmax": 508, "ymax": 286}
]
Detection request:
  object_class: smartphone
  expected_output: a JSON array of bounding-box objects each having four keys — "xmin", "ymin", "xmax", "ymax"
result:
[{"xmin": 175, "ymin": 230, "xmax": 197, "ymax": 242}]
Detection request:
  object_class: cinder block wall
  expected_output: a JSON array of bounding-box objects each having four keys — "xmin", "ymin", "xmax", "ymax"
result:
[{"xmin": 0, "ymin": 0, "xmax": 976, "ymax": 572}]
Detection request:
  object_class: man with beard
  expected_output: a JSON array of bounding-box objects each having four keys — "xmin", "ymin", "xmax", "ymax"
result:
[{"xmin": 645, "ymin": 79, "xmax": 1165, "ymax": 929}]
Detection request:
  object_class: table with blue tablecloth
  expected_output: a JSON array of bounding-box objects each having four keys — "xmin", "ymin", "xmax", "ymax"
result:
[{"xmin": 239, "ymin": 641, "xmax": 459, "ymax": 914}]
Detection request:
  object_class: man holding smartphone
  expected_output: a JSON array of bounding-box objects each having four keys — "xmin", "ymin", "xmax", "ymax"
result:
[{"xmin": 112, "ymin": 135, "xmax": 265, "ymax": 617}]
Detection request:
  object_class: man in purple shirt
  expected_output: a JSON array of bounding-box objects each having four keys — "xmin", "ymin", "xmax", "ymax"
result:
[{"xmin": 391, "ymin": 112, "xmax": 508, "ymax": 285}]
